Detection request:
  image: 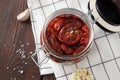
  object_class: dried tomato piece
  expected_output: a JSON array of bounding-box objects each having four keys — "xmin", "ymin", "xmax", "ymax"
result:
[
  {"xmin": 80, "ymin": 24, "xmax": 90, "ymax": 45},
  {"xmin": 82, "ymin": 24, "xmax": 89, "ymax": 36},
  {"xmin": 48, "ymin": 17, "xmax": 61, "ymax": 27},
  {"xmin": 61, "ymin": 44, "xmax": 74, "ymax": 55},
  {"xmin": 46, "ymin": 26, "xmax": 57, "ymax": 38},
  {"xmin": 53, "ymin": 19, "xmax": 65, "ymax": 31},
  {"xmin": 80, "ymin": 37, "xmax": 89, "ymax": 45},
  {"xmin": 46, "ymin": 27, "xmax": 51, "ymax": 39},
  {"xmin": 47, "ymin": 34, "xmax": 62, "ymax": 54},
  {"xmin": 73, "ymin": 46, "xmax": 85, "ymax": 55},
  {"xmin": 58, "ymin": 23, "xmax": 82, "ymax": 45},
  {"xmin": 47, "ymin": 19, "xmax": 59, "ymax": 36},
  {"xmin": 50, "ymin": 27, "xmax": 58, "ymax": 36}
]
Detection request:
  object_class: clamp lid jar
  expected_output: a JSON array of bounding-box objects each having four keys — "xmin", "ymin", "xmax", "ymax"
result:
[{"xmin": 33, "ymin": 8, "xmax": 94, "ymax": 64}]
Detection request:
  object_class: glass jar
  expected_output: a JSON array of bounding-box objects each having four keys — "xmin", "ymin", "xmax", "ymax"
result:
[{"xmin": 32, "ymin": 8, "xmax": 94, "ymax": 65}]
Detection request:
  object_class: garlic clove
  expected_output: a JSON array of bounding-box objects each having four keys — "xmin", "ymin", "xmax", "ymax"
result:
[
  {"xmin": 71, "ymin": 68, "xmax": 94, "ymax": 80},
  {"xmin": 17, "ymin": 8, "xmax": 30, "ymax": 21}
]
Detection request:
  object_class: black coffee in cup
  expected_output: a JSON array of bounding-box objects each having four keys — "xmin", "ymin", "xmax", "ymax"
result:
[{"xmin": 96, "ymin": 0, "xmax": 120, "ymax": 25}]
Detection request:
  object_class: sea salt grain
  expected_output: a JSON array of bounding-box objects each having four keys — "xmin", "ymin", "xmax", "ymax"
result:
[
  {"xmin": 12, "ymin": 44, "xmax": 16, "ymax": 47},
  {"xmin": 13, "ymin": 68, "xmax": 16, "ymax": 71},
  {"xmin": 6, "ymin": 67, "xmax": 9, "ymax": 69},
  {"xmin": 16, "ymin": 48, "xmax": 27, "ymax": 60},
  {"xmin": 30, "ymin": 51, "xmax": 33, "ymax": 54},
  {"xmin": 16, "ymin": 49, "xmax": 22, "ymax": 53},
  {"xmin": 21, "ymin": 54, "xmax": 26, "ymax": 59},
  {"xmin": 32, "ymin": 76, "xmax": 34, "ymax": 78},
  {"xmin": 21, "ymin": 50, "xmax": 25, "ymax": 54},
  {"xmin": 10, "ymin": 77, "xmax": 17, "ymax": 80},
  {"xmin": 13, "ymin": 78, "xmax": 17, "ymax": 80},
  {"xmin": 26, "ymin": 43, "xmax": 30, "ymax": 45},
  {"xmin": 18, "ymin": 70, "xmax": 24, "ymax": 74},
  {"xmin": 10, "ymin": 78, "xmax": 13, "ymax": 80},
  {"xmin": 20, "ymin": 44, "xmax": 24, "ymax": 48},
  {"xmin": 24, "ymin": 62, "xmax": 28, "ymax": 65},
  {"xmin": 19, "ymin": 41, "xmax": 22, "ymax": 43},
  {"xmin": 20, "ymin": 70, "xmax": 24, "ymax": 74}
]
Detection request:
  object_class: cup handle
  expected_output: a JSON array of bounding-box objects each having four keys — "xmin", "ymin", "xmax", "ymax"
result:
[{"xmin": 31, "ymin": 45, "xmax": 50, "ymax": 67}]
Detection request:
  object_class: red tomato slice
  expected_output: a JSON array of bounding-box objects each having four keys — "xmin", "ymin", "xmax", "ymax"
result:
[
  {"xmin": 58, "ymin": 23, "xmax": 82, "ymax": 45},
  {"xmin": 47, "ymin": 34, "xmax": 62, "ymax": 54},
  {"xmin": 53, "ymin": 19, "xmax": 65, "ymax": 31},
  {"xmin": 48, "ymin": 17, "xmax": 61, "ymax": 27},
  {"xmin": 82, "ymin": 24, "xmax": 89, "ymax": 36},
  {"xmin": 73, "ymin": 46, "xmax": 85, "ymax": 55},
  {"xmin": 80, "ymin": 37, "xmax": 89, "ymax": 45},
  {"xmin": 61, "ymin": 44, "xmax": 74, "ymax": 55},
  {"xmin": 80, "ymin": 24, "xmax": 90, "ymax": 45}
]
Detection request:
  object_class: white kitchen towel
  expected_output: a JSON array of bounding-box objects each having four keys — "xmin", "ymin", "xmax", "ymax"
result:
[{"xmin": 27, "ymin": 0, "xmax": 120, "ymax": 80}]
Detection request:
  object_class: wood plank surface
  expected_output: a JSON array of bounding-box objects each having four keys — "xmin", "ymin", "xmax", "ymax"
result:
[{"xmin": 0, "ymin": 0, "xmax": 55, "ymax": 80}]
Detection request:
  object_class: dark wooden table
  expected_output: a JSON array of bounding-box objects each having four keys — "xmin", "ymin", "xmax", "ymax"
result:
[{"xmin": 0, "ymin": 0, "xmax": 55, "ymax": 80}]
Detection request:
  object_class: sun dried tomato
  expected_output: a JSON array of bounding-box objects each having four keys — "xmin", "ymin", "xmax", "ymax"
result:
[
  {"xmin": 73, "ymin": 46, "xmax": 85, "ymax": 55},
  {"xmin": 82, "ymin": 24, "xmax": 89, "ymax": 37},
  {"xmin": 47, "ymin": 34, "xmax": 62, "ymax": 54},
  {"xmin": 80, "ymin": 37, "xmax": 89, "ymax": 45},
  {"xmin": 48, "ymin": 17, "xmax": 61, "ymax": 27},
  {"xmin": 50, "ymin": 27, "xmax": 58, "ymax": 36},
  {"xmin": 80, "ymin": 24, "xmax": 90, "ymax": 45},
  {"xmin": 46, "ymin": 14, "xmax": 90, "ymax": 56},
  {"xmin": 53, "ymin": 19, "xmax": 65, "ymax": 31},
  {"xmin": 46, "ymin": 27, "xmax": 51, "ymax": 39},
  {"xmin": 61, "ymin": 44, "xmax": 74, "ymax": 55},
  {"xmin": 58, "ymin": 23, "xmax": 82, "ymax": 45}
]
